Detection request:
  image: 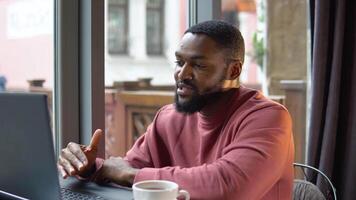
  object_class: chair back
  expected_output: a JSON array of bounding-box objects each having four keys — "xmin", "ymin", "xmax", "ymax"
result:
[
  {"xmin": 293, "ymin": 179, "xmax": 325, "ymax": 200},
  {"xmin": 293, "ymin": 163, "xmax": 337, "ymax": 200}
]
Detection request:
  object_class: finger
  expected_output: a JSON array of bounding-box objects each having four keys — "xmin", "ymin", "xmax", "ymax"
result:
[
  {"xmin": 62, "ymin": 148, "xmax": 85, "ymax": 171},
  {"xmin": 58, "ymin": 156, "xmax": 76, "ymax": 176},
  {"xmin": 88, "ymin": 129, "xmax": 103, "ymax": 150},
  {"xmin": 57, "ymin": 164, "xmax": 68, "ymax": 178},
  {"xmin": 67, "ymin": 142, "xmax": 88, "ymax": 166}
]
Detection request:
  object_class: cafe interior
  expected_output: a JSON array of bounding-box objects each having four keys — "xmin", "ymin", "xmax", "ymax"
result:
[{"xmin": 0, "ymin": 0, "xmax": 355, "ymax": 199}]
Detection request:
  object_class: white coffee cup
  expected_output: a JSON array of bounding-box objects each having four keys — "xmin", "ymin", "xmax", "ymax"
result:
[{"xmin": 133, "ymin": 180, "xmax": 190, "ymax": 200}]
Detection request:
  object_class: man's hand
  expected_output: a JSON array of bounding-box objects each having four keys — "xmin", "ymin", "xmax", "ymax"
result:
[
  {"xmin": 57, "ymin": 129, "xmax": 103, "ymax": 178},
  {"xmin": 95, "ymin": 157, "xmax": 139, "ymax": 187}
]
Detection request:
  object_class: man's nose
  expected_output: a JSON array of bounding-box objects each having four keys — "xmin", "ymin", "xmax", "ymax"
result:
[{"xmin": 177, "ymin": 64, "xmax": 193, "ymax": 81}]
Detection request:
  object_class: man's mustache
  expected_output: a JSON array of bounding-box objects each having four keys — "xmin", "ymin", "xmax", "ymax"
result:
[{"xmin": 176, "ymin": 80, "xmax": 197, "ymax": 90}]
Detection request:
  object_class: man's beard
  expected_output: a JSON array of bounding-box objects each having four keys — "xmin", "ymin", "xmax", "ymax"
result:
[{"xmin": 174, "ymin": 80, "xmax": 224, "ymax": 114}]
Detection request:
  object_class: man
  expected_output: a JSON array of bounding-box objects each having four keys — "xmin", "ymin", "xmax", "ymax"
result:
[{"xmin": 58, "ymin": 20, "xmax": 294, "ymax": 200}]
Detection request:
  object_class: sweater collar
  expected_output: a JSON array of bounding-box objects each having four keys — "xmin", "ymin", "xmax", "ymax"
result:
[{"xmin": 197, "ymin": 88, "xmax": 240, "ymax": 129}]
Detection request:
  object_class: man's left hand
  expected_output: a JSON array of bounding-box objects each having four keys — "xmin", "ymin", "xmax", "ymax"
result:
[{"xmin": 95, "ymin": 157, "xmax": 139, "ymax": 186}]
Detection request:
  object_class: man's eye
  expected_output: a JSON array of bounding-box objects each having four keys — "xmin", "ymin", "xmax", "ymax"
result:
[
  {"xmin": 175, "ymin": 60, "xmax": 184, "ymax": 67},
  {"xmin": 193, "ymin": 64, "xmax": 206, "ymax": 69}
]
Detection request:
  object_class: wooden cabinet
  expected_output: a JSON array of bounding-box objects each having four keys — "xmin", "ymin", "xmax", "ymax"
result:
[{"xmin": 105, "ymin": 90, "xmax": 174, "ymax": 157}]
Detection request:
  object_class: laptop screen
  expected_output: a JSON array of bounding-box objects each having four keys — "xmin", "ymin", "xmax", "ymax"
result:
[
  {"xmin": 0, "ymin": 93, "xmax": 61, "ymax": 200},
  {"xmin": 0, "ymin": 189, "xmax": 29, "ymax": 200}
]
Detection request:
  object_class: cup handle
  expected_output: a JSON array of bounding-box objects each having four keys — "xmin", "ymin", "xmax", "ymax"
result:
[{"xmin": 177, "ymin": 189, "xmax": 190, "ymax": 200}]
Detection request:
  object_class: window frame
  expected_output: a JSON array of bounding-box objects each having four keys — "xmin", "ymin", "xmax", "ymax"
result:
[
  {"xmin": 54, "ymin": 0, "xmax": 105, "ymax": 158},
  {"xmin": 189, "ymin": 0, "xmax": 221, "ymax": 26}
]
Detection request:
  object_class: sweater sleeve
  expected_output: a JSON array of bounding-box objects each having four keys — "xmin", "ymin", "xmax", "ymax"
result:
[
  {"xmin": 130, "ymin": 106, "xmax": 294, "ymax": 200},
  {"xmin": 123, "ymin": 131, "xmax": 154, "ymax": 169}
]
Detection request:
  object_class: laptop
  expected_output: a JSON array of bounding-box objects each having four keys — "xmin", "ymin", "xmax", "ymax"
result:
[{"xmin": 0, "ymin": 93, "xmax": 107, "ymax": 200}]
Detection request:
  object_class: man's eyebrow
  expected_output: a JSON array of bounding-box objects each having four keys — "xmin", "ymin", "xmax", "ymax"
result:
[{"xmin": 175, "ymin": 52, "xmax": 207, "ymax": 60}]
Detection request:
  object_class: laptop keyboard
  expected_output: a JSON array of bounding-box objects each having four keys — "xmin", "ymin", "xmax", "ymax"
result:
[{"xmin": 61, "ymin": 188, "xmax": 105, "ymax": 200}]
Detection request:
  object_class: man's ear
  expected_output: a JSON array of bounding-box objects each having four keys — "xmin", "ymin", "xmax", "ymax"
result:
[{"xmin": 226, "ymin": 61, "xmax": 242, "ymax": 80}]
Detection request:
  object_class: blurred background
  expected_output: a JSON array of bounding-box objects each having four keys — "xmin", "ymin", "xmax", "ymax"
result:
[
  {"xmin": 0, "ymin": 0, "xmax": 307, "ymax": 171},
  {"xmin": 2, "ymin": 0, "xmax": 356, "ymax": 199}
]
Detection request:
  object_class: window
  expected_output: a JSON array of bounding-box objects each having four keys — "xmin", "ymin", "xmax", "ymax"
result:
[
  {"xmin": 146, "ymin": 0, "xmax": 164, "ymax": 55},
  {"xmin": 108, "ymin": 0, "xmax": 128, "ymax": 54},
  {"xmin": 104, "ymin": 0, "xmax": 187, "ymax": 157},
  {"xmin": 0, "ymin": 0, "xmax": 54, "ymax": 131},
  {"xmin": 0, "ymin": 0, "xmax": 54, "ymax": 90}
]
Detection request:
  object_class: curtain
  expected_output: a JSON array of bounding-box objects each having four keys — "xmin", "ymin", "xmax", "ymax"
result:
[{"xmin": 308, "ymin": 0, "xmax": 356, "ymax": 199}]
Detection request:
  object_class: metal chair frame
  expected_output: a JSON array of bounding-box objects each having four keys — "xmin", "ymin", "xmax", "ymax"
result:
[{"xmin": 294, "ymin": 163, "xmax": 337, "ymax": 200}]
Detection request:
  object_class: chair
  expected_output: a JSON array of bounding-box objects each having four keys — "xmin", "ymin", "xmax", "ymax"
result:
[{"xmin": 293, "ymin": 163, "xmax": 337, "ymax": 200}]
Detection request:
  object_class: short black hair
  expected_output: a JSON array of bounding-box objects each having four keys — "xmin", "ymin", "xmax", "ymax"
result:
[{"xmin": 185, "ymin": 20, "xmax": 245, "ymax": 64}]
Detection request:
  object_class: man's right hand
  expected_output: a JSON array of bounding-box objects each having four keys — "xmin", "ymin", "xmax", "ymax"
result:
[{"xmin": 57, "ymin": 129, "xmax": 103, "ymax": 178}]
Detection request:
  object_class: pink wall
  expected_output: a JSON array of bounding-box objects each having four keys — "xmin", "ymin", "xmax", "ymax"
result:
[{"xmin": 0, "ymin": 0, "xmax": 53, "ymax": 89}]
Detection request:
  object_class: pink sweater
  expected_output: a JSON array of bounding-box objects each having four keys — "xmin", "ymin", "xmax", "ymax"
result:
[{"xmin": 125, "ymin": 87, "xmax": 294, "ymax": 200}]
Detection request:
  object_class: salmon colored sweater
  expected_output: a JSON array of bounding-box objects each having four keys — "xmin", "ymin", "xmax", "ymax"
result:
[{"xmin": 116, "ymin": 87, "xmax": 294, "ymax": 199}]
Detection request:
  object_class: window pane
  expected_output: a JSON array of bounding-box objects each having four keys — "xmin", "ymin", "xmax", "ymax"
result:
[
  {"xmin": 146, "ymin": 9, "xmax": 162, "ymax": 55},
  {"xmin": 108, "ymin": 0, "xmax": 128, "ymax": 54},
  {"xmin": 0, "ymin": 0, "xmax": 54, "ymax": 127},
  {"xmin": 146, "ymin": 0, "xmax": 163, "ymax": 55},
  {"xmin": 104, "ymin": 0, "xmax": 187, "ymax": 158},
  {"xmin": 111, "ymin": 0, "xmax": 126, "ymax": 5},
  {"xmin": 147, "ymin": 0, "xmax": 161, "ymax": 8}
]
